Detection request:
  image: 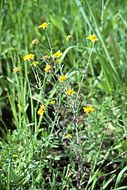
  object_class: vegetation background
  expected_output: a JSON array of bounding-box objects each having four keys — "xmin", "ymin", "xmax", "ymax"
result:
[{"xmin": 0, "ymin": 0, "xmax": 127, "ymax": 189}]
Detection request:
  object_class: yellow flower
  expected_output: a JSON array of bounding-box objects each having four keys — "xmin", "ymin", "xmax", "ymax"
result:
[
  {"xmin": 58, "ymin": 75, "xmax": 68, "ymax": 82},
  {"xmin": 52, "ymin": 50, "xmax": 62, "ymax": 59},
  {"xmin": 23, "ymin": 54, "xmax": 34, "ymax": 61},
  {"xmin": 50, "ymin": 100, "xmax": 56, "ymax": 105},
  {"xmin": 83, "ymin": 105, "xmax": 94, "ymax": 113},
  {"xmin": 31, "ymin": 39, "xmax": 39, "ymax": 45},
  {"xmin": 44, "ymin": 65, "xmax": 51, "ymax": 73},
  {"xmin": 38, "ymin": 22, "xmax": 49, "ymax": 29},
  {"xmin": 66, "ymin": 34, "xmax": 73, "ymax": 41},
  {"xmin": 31, "ymin": 61, "xmax": 38, "ymax": 67},
  {"xmin": 86, "ymin": 34, "xmax": 98, "ymax": 43},
  {"xmin": 37, "ymin": 104, "xmax": 45, "ymax": 116},
  {"xmin": 13, "ymin": 66, "xmax": 22, "ymax": 73},
  {"xmin": 66, "ymin": 134, "xmax": 72, "ymax": 139},
  {"xmin": 66, "ymin": 89, "xmax": 75, "ymax": 96}
]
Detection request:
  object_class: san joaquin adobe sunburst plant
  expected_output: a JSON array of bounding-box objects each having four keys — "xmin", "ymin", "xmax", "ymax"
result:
[{"xmin": 0, "ymin": 0, "xmax": 127, "ymax": 189}]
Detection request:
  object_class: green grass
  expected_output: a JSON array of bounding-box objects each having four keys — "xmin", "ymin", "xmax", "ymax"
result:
[{"xmin": 0, "ymin": 0, "xmax": 127, "ymax": 189}]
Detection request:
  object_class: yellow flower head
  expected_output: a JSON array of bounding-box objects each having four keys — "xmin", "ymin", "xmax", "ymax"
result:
[
  {"xmin": 37, "ymin": 104, "xmax": 45, "ymax": 116},
  {"xmin": 44, "ymin": 65, "xmax": 51, "ymax": 73},
  {"xmin": 13, "ymin": 66, "xmax": 22, "ymax": 73},
  {"xmin": 83, "ymin": 105, "xmax": 94, "ymax": 113},
  {"xmin": 50, "ymin": 100, "xmax": 56, "ymax": 105},
  {"xmin": 66, "ymin": 35, "xmax": 73, "ymax": 41},
  {"xmin": 58, "ymin": 75, "xmax": 68, "ymax": 82},
  {"xmin": 23, "ymin": 54, "xmax": 34, "ymax": 61},
  {"xmin": 31, "ymin": 39, "xmax": 39, "ymax": 45},
  {"xmin": 66, "ymin": 134, "xmax": 72, "ymax": 139},
  {"xmin": 52, "ymin": 50, "xmax": 62, "ymax": 59},
  {"xmin": 86, "ymin": 34, "xmax": 98, "ymax": 43},
  {"xmin": 31, "ymin": 61, "xmax": 38, "ymax": 67},
  {"xmin": 38, "ymin": 22, "xmax": 49, "ymax": 29},
  {"xmin": 66, "ymin": 89, "xmax": 75, "ymax": 96}
]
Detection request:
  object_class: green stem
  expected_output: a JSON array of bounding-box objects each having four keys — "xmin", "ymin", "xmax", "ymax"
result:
[
  {"xmin": 46, "ymin": 30, "xmax": 53, "ymax": 54},
  {"xmin": 77, "ymin": 44, "xmax": 94, "ymax": 96}
]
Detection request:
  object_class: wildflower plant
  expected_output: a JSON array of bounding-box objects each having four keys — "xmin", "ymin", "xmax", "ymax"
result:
[
  {"xmin": 4, "ymin": 19, "xmax": 100, "ymax": 189},
  {"xmin": 0, "ymin": 17, "xmax": 101, "ymax": 189}
]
